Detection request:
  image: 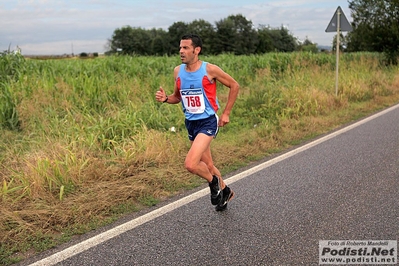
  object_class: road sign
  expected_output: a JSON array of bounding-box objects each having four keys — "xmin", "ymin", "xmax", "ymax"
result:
[
  {"xmin": 326, "ymin": 6, "xmax": 352, "ymax": 96},
  {"xmin": 325, "ymin": 6, "xmax": 352, "ymax": 32}
]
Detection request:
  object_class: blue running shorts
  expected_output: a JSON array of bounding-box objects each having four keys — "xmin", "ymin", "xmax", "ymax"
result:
[{"xmin": 185, "ymin": 114, "xmax": 219, "ymax": 141}]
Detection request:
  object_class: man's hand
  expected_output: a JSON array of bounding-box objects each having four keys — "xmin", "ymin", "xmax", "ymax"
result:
[
  {"xmin": 155, "ymin": 87, "xmax": 167, "ymax": 103},
  {"xmin": 218, "ymin": 113, "xmax": 230, "ymax": 127}
]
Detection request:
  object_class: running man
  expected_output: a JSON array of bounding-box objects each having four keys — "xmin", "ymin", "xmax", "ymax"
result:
[{"xmin": 155, "ymin": 34, "xmax": 239, "ymax": 211}]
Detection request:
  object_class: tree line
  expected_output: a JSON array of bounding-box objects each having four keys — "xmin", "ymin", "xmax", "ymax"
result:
[
  {"xmin": 106, "ymin": 0, "xmax": 399, "ymax": 64},
  {"xmin": 346, "ymin": 0, "xmax": 399, "ymax": 64},
  {"xmin": 105, "ymin": 14, "xmax": 319, "ymax": 56}
]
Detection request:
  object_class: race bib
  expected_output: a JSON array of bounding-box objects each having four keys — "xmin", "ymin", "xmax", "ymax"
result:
[{"xmin": 181, "ymin": 88, "xmax": 205, "ymax": 114}]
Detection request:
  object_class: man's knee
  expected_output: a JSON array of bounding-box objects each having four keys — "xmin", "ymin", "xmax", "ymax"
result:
[
  {"xmin": 184, "ymin": 159, "xmax": 196, "ymax": 173},
  {"xmin": 184, "ymin": 159, "xmax": 212, "ymax": 174}
]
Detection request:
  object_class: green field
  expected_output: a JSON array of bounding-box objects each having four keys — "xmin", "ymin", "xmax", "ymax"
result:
[{"xmin": 1, "ymin": 52, "xmax": 399, "ymax": 264}]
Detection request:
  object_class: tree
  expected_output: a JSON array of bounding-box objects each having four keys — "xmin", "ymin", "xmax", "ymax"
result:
[
  {"xmin": 107, "ymin": 26, "xmax": 151, "ymax": 55},
  {"xmin": 214, "ymin": 17, "xmax": 236, "ymax": 54},
  {"xmin": 187, "ymin": 19, "xmax": 216, "ymax": 55},
  {"xmin": 256, "ymin": 25, "xmax": 274, "ymax": 54},
  {"xmin": 347, "ymin": 0, "xmax": 399, "ymax": 64},
  {"xmin": 168, "ymin": 22, "xmax": 189, "ymax": 54},
  {"xmin": 268, "ymin": 26, "xmax": 298, "ymax": 52},
  {"xmin": 149, "ymin": 28, "xmax": 170, "ymax": 55},
  {"xmin": 107, "ymin": 26, "xmax": 134, "ymax": 54},
  {"xmin": 298, "ymin": 37, "xmax": 319, "ymax": 53},
  {"xmin": 214, "ymin": 14, "xmax": 258, "ymax": 55},
  {"xmin": 230, "ymin": 14, "xmax": 258, "ymax": 55}
]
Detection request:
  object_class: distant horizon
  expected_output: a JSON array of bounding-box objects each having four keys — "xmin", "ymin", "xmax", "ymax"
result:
[{"xmin": 14, "ymin": 44, "xmax": 333, "ymax": 57}]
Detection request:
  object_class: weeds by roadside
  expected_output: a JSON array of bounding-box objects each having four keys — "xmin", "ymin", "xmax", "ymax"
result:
[{"xmin": 1, "ymin": 52, "xmax": 398, "ymax": 265}]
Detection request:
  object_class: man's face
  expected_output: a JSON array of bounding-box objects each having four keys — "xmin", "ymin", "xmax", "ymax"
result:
[{"xmin": 179, "ymin": 39, "xmax": 197, "ymax": 64}]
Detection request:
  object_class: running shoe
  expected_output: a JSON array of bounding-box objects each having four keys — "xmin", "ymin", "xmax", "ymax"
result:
[
  {"xmin": 209, "ymin": 175, "xmax": 223, "ymax": 205},
  {"xmin": 215, "ymin": 186, "xmax": 235, "ymax": 211}
]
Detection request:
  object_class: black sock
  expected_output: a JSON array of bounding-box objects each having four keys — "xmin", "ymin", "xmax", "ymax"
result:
[{"xmin": 211, "ymin": 175, "xmax": 218, "ymax": 184}]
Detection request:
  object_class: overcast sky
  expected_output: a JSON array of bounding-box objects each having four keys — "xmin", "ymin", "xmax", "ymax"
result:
[{"xmin": 0, "ymin": 0, "xmax": 352, "ymax": 55}]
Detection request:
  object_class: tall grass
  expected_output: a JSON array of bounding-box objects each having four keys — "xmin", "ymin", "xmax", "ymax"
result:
[
  {"xmin": 0, "ymin": 50, "xmax": 24, "ymax": 130},
  {"xmin": 1, "ymin": 52, "xmax": 398, "ymax": 264}
]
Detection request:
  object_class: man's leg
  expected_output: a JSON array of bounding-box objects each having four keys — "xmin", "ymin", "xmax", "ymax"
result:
[
  {"xmin": 185, "ymin": 133, "xmax": 228, "ymax": 206},
  {"xmin": 184, "ymin": 133, "xmax": 216, "ymax": 181},
  {"xmin": 200, "ymin": 144, "xmax": 226, "ymax": 190},
  {"xmin": 200, "ymin": 144, "xmax": 235, "ymax": 211}
]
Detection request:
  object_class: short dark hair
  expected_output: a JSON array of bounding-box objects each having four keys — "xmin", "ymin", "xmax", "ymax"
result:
[{"xmin": 181, "ymin": 34, "xmax": 203, "ymax": 53}]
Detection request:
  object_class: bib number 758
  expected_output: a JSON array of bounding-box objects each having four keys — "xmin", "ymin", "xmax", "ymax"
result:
[
  {"xmin": 181, "ymin": 88, "xmax": 205, "ymax": 114},
  {"xmin": 186, "ymin": 96, "xmax": 201, "ymax": 107}
]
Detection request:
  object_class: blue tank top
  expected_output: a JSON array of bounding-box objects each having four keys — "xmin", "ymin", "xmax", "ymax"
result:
[{"xmin": 176, "ymin": 62, "xmax": 219, "ymax": 120}]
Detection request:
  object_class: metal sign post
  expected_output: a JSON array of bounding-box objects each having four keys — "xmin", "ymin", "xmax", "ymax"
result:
[
  {"xmin": 335, "ymin": 10, "xmax": 341, "ymax": 96},
  {"xmin": 326, "ymin": 6, "xmax": 352, "ymax": 96}
]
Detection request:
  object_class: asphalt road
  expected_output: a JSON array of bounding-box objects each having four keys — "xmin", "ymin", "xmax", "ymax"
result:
[{"xmin": 22, "ymin": 104, "xmax": 398, "ymax": 266}]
